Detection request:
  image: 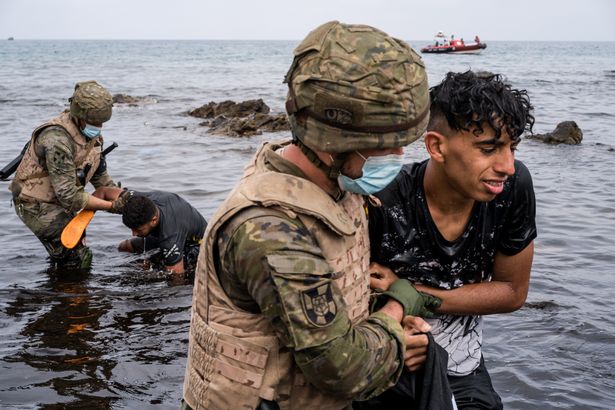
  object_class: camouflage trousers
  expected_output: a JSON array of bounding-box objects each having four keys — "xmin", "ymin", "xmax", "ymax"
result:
[{"xmin": 14, "ymin": 200, "xmax": 92, "ymax": 269}]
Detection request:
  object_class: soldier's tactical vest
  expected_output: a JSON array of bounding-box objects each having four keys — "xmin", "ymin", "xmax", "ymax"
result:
[
  {"xmin": 183, "ymin": 142, "xmax": 371, "ymax": 410},
  {"xmin": 10, "ymin": 111, "xmax": 103, "ymax": 204}
]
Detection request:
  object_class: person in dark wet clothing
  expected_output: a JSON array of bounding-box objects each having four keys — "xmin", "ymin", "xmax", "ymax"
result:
[
  {"xmin": 95, "ymin": 187, "xmax": 207, "ymax": 274},
  {"xmin": 119, "ymin": 191, "xmax": 207, "ymax": 274},
  {"xmin": 366, "ymin": 71, "xmax": 537, "ymax": 409}
]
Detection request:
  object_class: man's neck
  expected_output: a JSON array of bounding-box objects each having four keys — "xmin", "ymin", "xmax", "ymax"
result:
[
  {"xmin": 423, "ymin": 160, "xmax": 475, "ymax": 241},
  {"xmin": 279, "ymin": 144, "xmax": 342, "ymax": 199}
]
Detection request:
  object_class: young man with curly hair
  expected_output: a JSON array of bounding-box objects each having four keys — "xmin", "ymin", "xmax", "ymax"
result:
[{"xmin": 367, "ymin": 71, "xmax": 537, "ymax": 409}]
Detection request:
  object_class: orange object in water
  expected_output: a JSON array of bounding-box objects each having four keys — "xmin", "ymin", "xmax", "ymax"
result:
[{"xmin": 61, "ymin": 210, "xmax": 95, "ymax": 249}]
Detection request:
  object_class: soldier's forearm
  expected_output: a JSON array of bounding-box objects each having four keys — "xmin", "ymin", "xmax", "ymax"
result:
[
  {"xmin": 294, "ymin": 311, "xmax": 405, "ymax": 401},
  {"xmin": 92, "ymin": 186, "xmax": 123, "ymax": 201},
  {"xmin": 84, "ymin": 194, "xmax": 113, "ymax": 212},
  {"xmin": 68, "ymin": 191, "xmax": 90, "ymax": 213},
  {"xmin": 376, "ymin": 299, "xmax": 405, "ymax": 322}
]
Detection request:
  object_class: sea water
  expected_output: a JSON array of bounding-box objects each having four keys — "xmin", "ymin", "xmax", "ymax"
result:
[{"xmin": 0, "ymin": 40, "xmax": 614, "ymax": 409}]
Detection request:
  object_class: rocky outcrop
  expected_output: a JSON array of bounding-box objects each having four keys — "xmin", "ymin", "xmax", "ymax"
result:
[
  {"xmin": 190, "ymin": 99, "xmax": 289, "ymax": 137},
  {"xmin": 475, "ymin": 70, "xmax": 496, "ymax": 78},
  {"xmin": 189, "ymin": 99, "xmax": 270, "ymax": 118},
  {"xmin": 202, "ymin": 113, "xmax": 289, "ymax": 137},
  {"xmin": 527, "ymin": 121, "xmax": 583, "ymax": 145},
  {"xmin": 113, "ymin": 94, "xmax": 158, "ymax": 106}
]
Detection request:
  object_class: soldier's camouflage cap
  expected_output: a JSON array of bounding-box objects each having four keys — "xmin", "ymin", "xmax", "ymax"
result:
[
  {"xmin": 284, "ymin": 21, "xmax": 429, "ymax": 153},
  {"xmin": 69, "ymin": 80, "xmax": 113, "ymax": 124}
]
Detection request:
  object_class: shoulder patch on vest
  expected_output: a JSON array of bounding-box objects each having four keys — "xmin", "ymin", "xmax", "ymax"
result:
[{"xmin": 301, "ymin": 283, "xmax": 337, "ymax": 327}]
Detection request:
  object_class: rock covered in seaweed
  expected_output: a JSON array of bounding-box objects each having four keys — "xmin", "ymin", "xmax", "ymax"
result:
[
  {"xmin": 190, "ymin": 99, "xmax": 289, "ymax": 136},
  {"xmin": 527, "ymin": 121, "xmax": 583, "ymax": 145},
  {"xmin": 189, "ymin": 99, "xmax": 270, "ymax": 118},
  {"xmin": 112, "ymin": 94, "xmax": 158, "ymax": 106}
]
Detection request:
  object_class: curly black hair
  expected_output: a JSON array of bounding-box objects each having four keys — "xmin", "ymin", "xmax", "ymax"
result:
[
  {"xmin": 428, "ymin": 71, "xmax": 534, "ymax": 141},
  {"xmin": 122, "ymin": 195, "xmax": 157, "ymax": 229}
]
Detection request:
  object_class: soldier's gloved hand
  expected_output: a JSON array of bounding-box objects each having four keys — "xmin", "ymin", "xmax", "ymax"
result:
[
  {"xmin": 373, "ymin": 279, "xmax": 442, "ymax": 318},
  {"xmin": 109, "ymin": 189, "xmax": 133, "ymax": 214}
]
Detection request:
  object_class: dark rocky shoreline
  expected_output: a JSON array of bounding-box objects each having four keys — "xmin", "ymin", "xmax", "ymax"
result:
[
  {"xmin": 189, "ymin": 99, "xmax": 290, "ymax": 137},
  {"xmin": 115, "ymin": 94, "xmax": 594, "ymax": 146}
]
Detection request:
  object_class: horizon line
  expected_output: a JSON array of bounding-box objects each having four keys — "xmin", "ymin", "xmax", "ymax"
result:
[{"xmin": 4, "ymin": 38, "xmax": 615, "ymax": 42}]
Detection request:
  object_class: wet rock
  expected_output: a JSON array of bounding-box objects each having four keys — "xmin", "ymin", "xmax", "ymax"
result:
[
  {"xmin": 208, "ymin": 113, "xmax": 290, "ymax": 137},
  {"xmin": 527, "ymin": 121, "xmax": 583, "ymax": 145},
  {"xmin": 251, "ymin": 113, "xmax": 290, "ymax": 133},
  {"xmin": 524, "ymin": 300, "xmax": 558, "ymax": 310},
  {"xmin": 475, "ymin": 70, "xmax": 496, "ymax": 78},
  {"xmin": 189, "ymin": 99, "xmax": 270, "ymax": 119},
  {"xmin": 190, "ymin": 99, "xmax": 289, "ymax": 136},
  {"xmin": 112, "ymin": 94, "xmax": 158, "ymax": 106},
  {"xmin": 210, "ymin": 117, "xmax": 260, "ymax": 137}
]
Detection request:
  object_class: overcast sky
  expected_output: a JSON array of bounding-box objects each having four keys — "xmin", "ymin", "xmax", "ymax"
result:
[{"xmin": 1, "ymin": 0, "xmax": 614, "ymax": 41}]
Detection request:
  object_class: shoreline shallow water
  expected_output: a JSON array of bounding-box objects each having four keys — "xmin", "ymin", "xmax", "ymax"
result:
[{"xmin": 1, "ymin": 40, "xmax": 614, "ymax": 409}]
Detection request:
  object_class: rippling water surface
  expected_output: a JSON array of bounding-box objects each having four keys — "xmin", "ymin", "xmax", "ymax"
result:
[{"xmin": 1, "ymin": 40, "xmax": 614, "ymax": 409}]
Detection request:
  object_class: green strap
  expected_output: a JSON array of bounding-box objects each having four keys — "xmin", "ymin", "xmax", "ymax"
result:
[{"xmin": 294, "ymin": 138, "xmax": 348, "ymax": 179}]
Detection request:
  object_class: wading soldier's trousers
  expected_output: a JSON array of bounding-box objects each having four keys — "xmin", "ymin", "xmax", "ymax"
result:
[{"xmin": 14, "ymin": 199, "xmax": 92, "ymax": 268}]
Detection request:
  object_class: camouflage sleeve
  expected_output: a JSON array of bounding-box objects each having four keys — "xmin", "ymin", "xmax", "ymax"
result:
[
  {"xmin": 37, "ymin": 128, "xmax": 89, "ymax": 212},
  {"xmin": 219, "ymin": 210, "xmax": 405, "ymax": 400},
  {"xmin": 89, "ymin": 166, "xmax": 115, "ymax": 189}
]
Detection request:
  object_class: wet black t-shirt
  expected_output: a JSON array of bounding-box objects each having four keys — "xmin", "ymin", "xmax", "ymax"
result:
[
  {"xmin": 133, "ymin": 190, "xmax": 207, "ymax": 266},
  {"xmin": 368, "ymin": 159, "xmax": 536, "ymax": 375},
  {"xmin": 369, "ymin": 159, "xmax": 536, "ymax": 288}
]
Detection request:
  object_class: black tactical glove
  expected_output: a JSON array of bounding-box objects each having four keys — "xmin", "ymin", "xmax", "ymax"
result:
[
  {"xmin": 109, "ymin": 189, "xmax": 133, "ymax": 214},
  {"xmin": 372, "ymin": 279, "xmax": 442, "ymax": 318}
]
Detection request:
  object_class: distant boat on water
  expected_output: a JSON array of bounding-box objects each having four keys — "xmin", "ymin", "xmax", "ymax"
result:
[
  {"xmin": 421, "ymin": 31, "xmax": 486, "ymax": 54},
  {"xmin": 8, "ymin": 37, "xmax": 14, "ymax": 41}
]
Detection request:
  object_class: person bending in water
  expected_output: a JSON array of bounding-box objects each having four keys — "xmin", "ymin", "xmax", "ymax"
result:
[
  {"xmin": 95, "ymin": 187, "xmax": 207, "ymax": 274},
  {"xmin": 366, "ymin": 71, "xmax": 536, "ymax": 409}
]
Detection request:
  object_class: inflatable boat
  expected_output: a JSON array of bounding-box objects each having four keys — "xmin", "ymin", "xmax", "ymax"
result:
[{"xmin": 421, "ymin": 32, "xmax": 487, "ymax": 54}]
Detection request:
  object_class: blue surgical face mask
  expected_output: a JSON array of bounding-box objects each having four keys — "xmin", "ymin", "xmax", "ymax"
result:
[
  {"xmin": 338, "ymin": 152, "xmax": 404, "ymax": 195},
  {"xmin": 81, "ymin": 124, "xmax": 102, "ymax": 139}
]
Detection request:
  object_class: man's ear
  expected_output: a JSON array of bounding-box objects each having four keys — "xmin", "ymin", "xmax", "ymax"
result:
[
  {"xmin": 150, "ymin": 214, "xmax": 159, "ymax": 227},
  {"xmin": 424, "ymin": 131, "xmax": 447, "ymax": 163}
]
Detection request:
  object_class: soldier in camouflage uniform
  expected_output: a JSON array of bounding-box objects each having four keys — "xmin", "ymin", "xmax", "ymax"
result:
[
  {"xmin": 9, "ymin": 81, "xmax": 123, "ymax": 269},
  {"xmin": 182, "ymin": 21, "xmax": 440, "ymax": 410}
]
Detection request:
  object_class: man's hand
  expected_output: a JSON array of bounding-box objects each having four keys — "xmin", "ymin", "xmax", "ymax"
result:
[
  {"xmin": 109, "ymin": 190, "xmax": 133, "ymax": 214},
  {"xmin": 118, "ymin": 239, "xmax": 134, "ymax": 252},
  {"xmin": 370, "ymin": 262, "xmax": 399, "ymax": 291},
  {"xmin": 403, "ymin": 315, "xmax": 430, "ymax": 372},
  {"xmin": 165, "ymin": 259, "xmax": 185, "ymax": 275},
  {"xmin": 374, "ymin": 278, "xmax": 442, "ymax": 318}
]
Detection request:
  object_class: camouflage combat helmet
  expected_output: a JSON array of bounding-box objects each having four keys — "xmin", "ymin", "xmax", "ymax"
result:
[
  {"xmin": 284, "ymin": 21, "xmax": 429, "ymax": 154},
  {"xmin": 69, "ymin": 80, "xmax": 113, "ymax": 124}
]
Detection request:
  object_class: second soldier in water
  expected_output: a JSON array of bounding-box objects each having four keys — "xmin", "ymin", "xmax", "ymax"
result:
[{"xmin": 9, "ymin": 81, "xmax": 124, "ymax": 269}]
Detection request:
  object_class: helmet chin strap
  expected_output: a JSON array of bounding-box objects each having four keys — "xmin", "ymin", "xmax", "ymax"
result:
[
  {"xmin": 293, "ymin": 136, "xmax": 348, "ymax": 180},
  {"xmin": 72, "ymin": 116, "xmax": 83, "ymax": 129}
]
